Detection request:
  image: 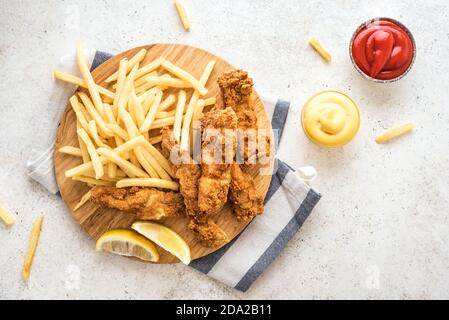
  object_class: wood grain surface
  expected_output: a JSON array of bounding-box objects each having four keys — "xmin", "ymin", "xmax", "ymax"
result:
[{"xmin": 54, "ymin": 44, "xmax": 273, "ymax": 263}]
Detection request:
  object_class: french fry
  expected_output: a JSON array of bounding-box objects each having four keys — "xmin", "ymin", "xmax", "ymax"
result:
[
  {"xmin": 180, "ymin": 60, "xmax": 215, "ymax": 151},
  {"xmin": 309, "ymin": 37, "xmax": 332, "ymax": 63},
  {"xmin": 97, "ymin": 147, "xmax": 149, "ymax": 178},
  {"xmin": 130, "ymin": 91, "xmax": 145, "ymax": 128},
  {"xmin": 0, "ymin": 205, "xmax": 14, "ymax": 226},
  {"xmin": 141, "ymin": 139, "xmax": 175, "ymax": 178},
  {"xmin": 158, "ymin": 94, "xmax": 177, "ymax": 111},
  {"xmin": 72, "ymin": 175, "xmax": 115, "ymax": 186},
  {"xmin": 107, "ymin": 123, "xmax": 129, "ymax": 141},
  {"xmin": 148, "ymin": 135, "xmax": 162, "ymax": 144},
  {"xmin": 156, "ymin": 110, "xmax": 176, "ymax": 119},
  {"xmin": 73, "ymin": 188, "xmax": 94, "ymax": 211},
  {"xmin": 191, "ymin": 99, "xmax": 205, "ymax": 150},
  {"xmin": 118, "ymin": 104, "xmax": 159, "ymax": 178},
  {"xmin": 151, "ymin": 116, "xmax": 176, "ymax": 129},
  {"xmin": 174, "ymin": 0, "xmax": 191, "ymax": 31},
  {"xmin": 173, "ymin": 90, "xmax": 187, "ymax": 142},
  {"xmin": 113, "ymin": 59, "xmax": 129, "ymax": 110},
  {"xmin": 116, "ymin": 178, "xmax": 179, "ymax": 191},
  {"xmin": 76, "ymin": 40, "xmax": 105, "ymax": 116},
  {"xmin": 70, "ymin": 95, "xmax": 90, "ymax": 135},
  {"xmin": 77, "ymin": 128, "xmax": 104, "ymax": 179},
  {"xmin": 134, "ymin": 57, "xmax": 163, "ymax": 82},
  {"xmin": 88, "ymin": 120, "xmax": 109, "ymax": 147},
  {"xmin": 77, "ymin": 121, "xmax": 90, "ymax": 163},
  {"xmin": 141, "ymin": 89, "xmax": 157, "ymax": 114},
  {"xmin": 65, "ymin": 135, "xmax": 149, "ymax": 178},
  {"xmin": 78, "ymin": 92, "xmax": 113, "ymax": 137},
  {"xmin": 204, "ymin": 97, "xmax": 216, "ymax": 106},
  {"xmin": 53, "ymin": 70, "xmax": 115, "ymax": 99},
  {"xmin": 82, "ymin": 171, "xmax": 119, "ymax": 182},
  {"xmin": 140, "ymin": 90, "xmax": 163, "ymax": 133},
  {"xmin": 58, "ymin": 146, "xmax": 82, "ymax": 157},
  {"xmin": 104, "ymin": 104, "xmax": 126, "ymax": 174},
  {"xmin": 144, "ymin": 76, "xmax": 191, "ymax": 89},
  {"xmin": 376, "ymin": 123, "xmax": 416, "ymax": 144},
  {"xmin": 161, "ymin": 59, "xmax": 208, "ymax": 95},
  {"xmin": 105, "ymin": 48, "xmax": 147, "ymax": 83},
  {"xmin": 22, "ymin": 214, "xmax": 43, "ymax": 282},
  {"xmin": 117, "ymin": 63, "xmax": 140, "ymax": 112}
]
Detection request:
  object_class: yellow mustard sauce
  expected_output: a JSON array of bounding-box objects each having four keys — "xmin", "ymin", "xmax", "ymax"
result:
[{"xmin": 302, "ymin": 91, "xmax": 360, "ymax": 147}]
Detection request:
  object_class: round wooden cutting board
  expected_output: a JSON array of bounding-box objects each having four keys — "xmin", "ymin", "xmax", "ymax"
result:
[{"xmin": 54, "ymin": 44, "xmax": 273, "ymax": 263}]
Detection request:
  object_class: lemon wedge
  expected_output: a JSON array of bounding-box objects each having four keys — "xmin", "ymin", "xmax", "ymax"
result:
[
  {"xmin": 131, "ymin": 222, "xmax": 191, "ymax": 265},
  {"xmin": 96, "ymin": 229, "xmax": 159, "ymax": 262}
]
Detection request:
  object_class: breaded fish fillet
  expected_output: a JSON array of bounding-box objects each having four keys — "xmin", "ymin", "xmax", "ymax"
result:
[
  {"xmin": 161, "ymin": 127, "xmax": 228, "ymax": 247},
  {"xmin": 198, "ymin": 107, "xmax": 237, "ymax": 214},
  {"xmin": 91, "ymin": 186, "xmax": 185, "ymax": 220}
]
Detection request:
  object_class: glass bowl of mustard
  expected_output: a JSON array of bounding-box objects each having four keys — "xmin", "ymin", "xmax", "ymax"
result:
[{"xmin": 301, "ymin": 90, "xmax": 360, "ymax": 147}]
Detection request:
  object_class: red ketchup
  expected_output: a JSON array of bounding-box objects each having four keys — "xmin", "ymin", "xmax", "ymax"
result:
[{"xmin": 352, "ymin": 19, "xmax": 414, "ymax": 80}]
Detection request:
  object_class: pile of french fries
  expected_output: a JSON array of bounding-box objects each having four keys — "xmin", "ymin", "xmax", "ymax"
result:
[{"xmin": 55, "ymin": 41, "xmax": 216, "ymax": 209}]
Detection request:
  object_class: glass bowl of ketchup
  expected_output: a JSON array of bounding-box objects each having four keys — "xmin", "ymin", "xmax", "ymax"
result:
[{"xmin": 350, "ymin": 17, "xmax": 416, "ymax": 83}]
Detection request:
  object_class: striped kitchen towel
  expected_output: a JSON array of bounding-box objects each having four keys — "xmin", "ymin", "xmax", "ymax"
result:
[{"xmin": 26, "ymin": 49, "xmax": 321, "ymax": 292}]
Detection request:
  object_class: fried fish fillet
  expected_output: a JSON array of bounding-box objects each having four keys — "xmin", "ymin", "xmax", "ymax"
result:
[
  {"xmin": 161, "ymin": 127, "xmax": 229, "ymax": 247},
  {"xmin": 218, "ymin": 70, "xmax": 267, "ymax": 222},
  {"xmin": 91, "ymin": 186, "xmax": 185, "ymax": 220},
  {"xmin": 229, "ymin": 164, "xmax": 264, "ymax": 221},
  {"xmin": 198, "ymin": 107, "xmax": 237, "ymax": 214},
  {"xmin": 217, "ymin": 70, "xmax": 270, "ymax": 163}
]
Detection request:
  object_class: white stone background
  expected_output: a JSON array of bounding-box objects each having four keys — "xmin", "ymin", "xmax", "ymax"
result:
[{"xmin": 1, "ymin": 0, "xmax": 448, "ymax": 299}]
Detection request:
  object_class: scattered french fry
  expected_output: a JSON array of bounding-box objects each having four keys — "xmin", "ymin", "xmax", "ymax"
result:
[
  {"xmin": 58, "ymin": 146, "xmax": 82, "ymax": 157},
  {"xmin": 105, "ymin": 48, "xmax": 147, "ymax": 83},
  {"xmin": 73, "ymin": 188, "xmax": 94, "ymax": 211},
  {"xmin": 0, "ymin": 205, "xmax": 15, "ymax": 226},
  {"xmin": 174, "ymin": 0, "xmax": 191, "ymax": 31},
  {"xmin": 116, "ymin": 178, "xmax": 179, "ymax": 191},
  {"xmin": 53, "ymin": 70, "xmax": 115, "ymax": 99},
  {"xmin": 376, "ymin": 123, "xmax": 416, "ymax": 144},
  {"xmin": 309, "ymin": 37, "xmax": 332, "ymax": 63},
  {"xmin": 22, "ymin": 214, "xmax": 43, "ymax": 282}
]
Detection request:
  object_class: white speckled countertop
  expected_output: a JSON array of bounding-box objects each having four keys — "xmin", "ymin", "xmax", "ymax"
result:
[{"xmin": 1, "ymin": 0, "xmax": 449, "ymax": 299}]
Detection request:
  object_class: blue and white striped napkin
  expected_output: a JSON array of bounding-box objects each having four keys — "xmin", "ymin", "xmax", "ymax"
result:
[{"xmin": 27, "ymin": 50, "xmax": 321, "ymax": 292}]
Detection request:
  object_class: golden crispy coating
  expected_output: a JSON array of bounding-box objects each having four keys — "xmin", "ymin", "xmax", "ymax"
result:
[
  {"xmin": 188, "ymin": 216, "xmax": 228, "ymax": 248},
  {"xmin": 198, "ymin": 107, "xmax": 237, "ymax": 214},
  {"xmin": 218, "ymin": 70, "xmax": 255, "ymax": 130},
  {"xmin": 91, "ymin": 186, "xmax": 185, "ymax": 220},
  {"xmin": 161, "ymin": 127, "xmax": 229, "ymax": 247},
  {"xmin": 218, "ymin": 70, "xmax": 270, "ymax": 164},
  {"xmin": 229, "ymin": 164, "xmax": 264, "ymax": 221}
]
